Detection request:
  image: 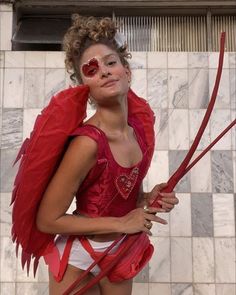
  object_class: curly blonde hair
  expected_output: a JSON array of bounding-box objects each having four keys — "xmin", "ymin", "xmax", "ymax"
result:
[{"xmin": 63, "ymin": 14, "xmax": 131, "ymax": 84}]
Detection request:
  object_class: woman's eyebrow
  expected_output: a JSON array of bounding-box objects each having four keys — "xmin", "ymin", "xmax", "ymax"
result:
[{"xmin": 101, "ymin": 53, "xmax": 118, "ymax": 60}]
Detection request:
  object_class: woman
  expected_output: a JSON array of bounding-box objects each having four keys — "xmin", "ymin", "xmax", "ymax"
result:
[{"xmin": 36, "ymin": 15, "xmax": 179, "ymax": 295}]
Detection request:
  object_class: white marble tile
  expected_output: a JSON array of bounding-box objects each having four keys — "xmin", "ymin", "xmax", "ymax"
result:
[
  {"xmin": 193, "ymin": 238, "xmax": 215, "ymax": 283},
  {"xmin": 168, "ymin": 69, "xmax": 188, "ymax": 108},
  {"xmin": 147, "ymin": 69, "xmax": 168, "ymax": 108},
  {"xmin": 216, "ymin": 284, "xmax": 236, "ymax": 295},
  {"xmin": 0, "ymin": 4, "xmax": 13, "ymax": 11},
  {"xmin": 25, "ymin": 52, "xmax": 46, "ymax": 68},
  {"xmin": 0, "ymin": 193, "xmax": 12, "ymax": 236},
  {"xmin": 211, "ymin": 110, "xmax": 232, "ymax": 150},
  {"xmin": 215, "ymin": 238, "xmax": 235, "ymax": 283},
  {"xmin": 0, "ymin": 67, "xmax": 3, "ymax": 106},
  {"xmin": 188, "ymin": 69, "xmax": 209, "ymax": 109},
  {"xmin": 188, "ymin": 53, "xmax": 208, "ymax": 68},
  {"xmin": 147, "ymin": 52, "xmax": 167, "ymax": 69},
  {"xmin": 169, "ymin": 109, "xmax": 189, "ymax": 150},
  {"xmin": 229, "ymin": 52, "xmax": 236, "ymax": 68},
  {"xmin": 130, "ymin": 52, "xmax": 147, "ymax": 69},
  {"xmin": 132, "ymin": 283, "xmax": 148, "ymax": 295},
  {"xmin": 190, "ymin": 151, "xmax": 212, "ymax": 193},
  {"xmin": 130, "ymin": 69, "xmax": 147, "ymax": 99},
  {"xmin": 0, "ymin": 11, "xmax": 13, "ymax": 50},
  {"xmin": 171, "ymin": 283, "xmax": 194, "ymax": 295},
  {"xmin": 231, "ymin": 113, "xmax": 235, "ymax": 143},
  {"xmin": 0, "ymin": 283, "xmax": 16, "ymax": 295},
  {"xmin": 23, "ymin": 109, "xmax": 42, "ymax": 139},
  {"xmin": 154, "ymin": 108, "xmax": 169, "ymax": 150},
  {"xmin": 168, "ymin": 52, "xmax": 188, "ymax": 69},
  {"xmin": 65, "ymin": 70, "xmax": 74, "ymax": 87},
  {"xmin": 213, "ymin": 194, "xmax": 235, "ymax": 237},
  {"xmin": 44, "ymin": 69, "xmax": 66, "ymax": 105},
  {"xmin": 37, "ymin": 259, "xmax": 49, "ymax": 282},
  {"xmin": 134, "ymin": 264, "xmax": 149, "ymax": 283},
  {"xmin": 171, "ymin": 237, "xmax": 192, "ymax": 282},
  {"xmin": 193, "ymin": 284, "xmax": 216, "ymax": 295},
  {"xmin": 16, "ymin": 283, "xmax": 48, "ymax": 295},
  {"xmin": 151, "ymin": 213, "xmax": 170, "ymax": 237},
  {"xmin": 229, "ymin": 68, "xmax": 236, "ymax": 109},
  {"xmin": 149, "ymin": 283, "xmax": 171, "ymax": 295},
  {"xmin": 24, "ymin": 69, "xmax": 45, "ymax": 108},
  {"xmin": 149, "ymin": 237, "xmax": 170, "ymax": 282},
  {"xmin": 209, "ymin": 69, "xmax": 230, "ymax": 109},
  {"xmin": 45, "ymin": 51, "xmax": 65, "ymax": 68},
  {"xmin": 3, "ymin": 68, "xmax": 24, "ymax": 108},
  {"xmin": 209, "ymin": 52, "xmax": 229, "ymax": 69},
  {"xmin": 170, "ymin": 193, "xmax": 192, "ymax": 237},
  {"xmin": 5, "ymin": 51, "xmax": 25, "ymax": 68},
  {"xmin": 0, "ymin": 237, "xmax": 17, "ymax": 281},
  {"xmin": 189, "ymin": 110, "xmax": 211, "ymax": 150},
  {"xmin": 16, "ymin": 248, "xmax": 39, "ymax": 282},
  {"xmin": 0, "ymin": 51, "xmax": 4, "ymax": 67},
  {"xmin": 148, "ymin": 151, "xmax": 169, "ymax": 189}
]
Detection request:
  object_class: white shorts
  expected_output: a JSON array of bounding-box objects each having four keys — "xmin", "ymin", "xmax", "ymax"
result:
[{"xmin": 55, "ymin": 235, "xmax": 125, "ymax": 276}]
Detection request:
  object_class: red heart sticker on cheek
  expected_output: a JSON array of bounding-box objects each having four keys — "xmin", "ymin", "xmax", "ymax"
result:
[{"xmin": 82, "ymin": 58, "xmax": 99, "ymax": 77}]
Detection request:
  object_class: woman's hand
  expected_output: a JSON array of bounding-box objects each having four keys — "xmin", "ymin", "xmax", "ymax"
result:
[
  {"xmin": 120, "ymin": 207, "xmax": 168, "ymax": 236},
  {"xmin": 147, "ymin": 183, "xmax": 179, "ymax": 212}
]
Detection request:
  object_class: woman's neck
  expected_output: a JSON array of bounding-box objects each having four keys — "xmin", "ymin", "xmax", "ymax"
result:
[{"xmin": 94, "ymin": 98, "xmax": 130, "ymax": 136}]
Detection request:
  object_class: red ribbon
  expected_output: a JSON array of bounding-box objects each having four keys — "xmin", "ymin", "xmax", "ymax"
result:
[{"xmin": 63, "ymin": 31, "xmax": 236, "ymax": 295}]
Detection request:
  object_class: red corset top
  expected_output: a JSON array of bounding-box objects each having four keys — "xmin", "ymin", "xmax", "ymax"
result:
[{"xmin": 70, "ymin": 116, "xmax": 151, "ymax": 218}]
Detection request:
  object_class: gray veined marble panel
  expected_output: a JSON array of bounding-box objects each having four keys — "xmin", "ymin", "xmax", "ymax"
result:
[
  {"xmin": 24, "ymin": 69, "xmax": 45, "ymax": 108},
  {"xmin": 169, "ymin": 150, "xmax": 190, "ymax": 193},
  {"xmin": 154, "ymin": 108, "xmax": 169, "ymax": 150},
  {"xmin": 189, "ymin": 68, "xmax": 209, "ymax": 109},
  {"xmin": 1, "ymin": 108, "xmax": 23, "ymax": 149},
  {"xmin": 191, "ymin": 193, "xmax": 213, "ymax": 237},
  {"xmin": 44, "ymin": 69, "xmax": 66, "ymax": 106},
  {"xmin": 171, "ymin": 283, "xmax": 193, "ymax": 295},
  {"xmin": 147, "ymin": 69, "xmax": 168, "ymax": 109},
  {"xmin": 0, "ymin": 148, "xmax": 19, "ymax": 192},
  {"xmin": 211, "ymin": 151, "xmax": 234, "ymax": 193},
  {"xmin": 168, "ymin": 69, "xmax": 188, "ymax": 108}
]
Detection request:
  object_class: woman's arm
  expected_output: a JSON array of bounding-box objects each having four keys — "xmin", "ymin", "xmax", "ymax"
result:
[{"xmin": 36, "ymin": 135, "xmax": 121, "ymax": 235}]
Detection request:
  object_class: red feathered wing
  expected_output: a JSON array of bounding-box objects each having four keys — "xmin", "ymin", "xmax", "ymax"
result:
[{"xmin": 11, "ymin": 85, "xmax": 90, "ymax": 275}]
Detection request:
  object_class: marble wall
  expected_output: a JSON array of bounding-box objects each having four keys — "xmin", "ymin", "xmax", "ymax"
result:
[{"xmin": 0, "ymin": 3, "xmax": 235, "ymax": 295}]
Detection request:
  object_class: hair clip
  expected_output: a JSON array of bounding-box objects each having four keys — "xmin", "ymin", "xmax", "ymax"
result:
[{"xmin": 114, "ymin": 32, "xmax": 127, "ymax": 49}]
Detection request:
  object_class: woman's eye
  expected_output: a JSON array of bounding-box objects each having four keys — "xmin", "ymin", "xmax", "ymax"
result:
[{"xmin": 107, "ymin": 60, "xmax": 117, "ymax": 66}]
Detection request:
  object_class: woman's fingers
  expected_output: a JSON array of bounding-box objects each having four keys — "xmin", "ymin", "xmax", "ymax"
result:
[{"xmin": 144, "ymin": 212, "xmax": 168, "ymax": 225}]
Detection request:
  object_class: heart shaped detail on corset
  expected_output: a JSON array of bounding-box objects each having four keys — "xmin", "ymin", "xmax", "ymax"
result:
[{"xmin": 115, "ymin": 167, "xmax": 139, "ymax": 199}]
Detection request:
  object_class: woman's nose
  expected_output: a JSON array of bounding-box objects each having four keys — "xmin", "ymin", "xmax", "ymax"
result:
[{"xmin": 99, "ymin": 64, "xmax": 111, "ymax": 77}]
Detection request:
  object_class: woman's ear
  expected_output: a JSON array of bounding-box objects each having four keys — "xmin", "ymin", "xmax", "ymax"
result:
[{"xmin": 125, "ymin": 65, "xmax": 131, "ymax": 83}]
